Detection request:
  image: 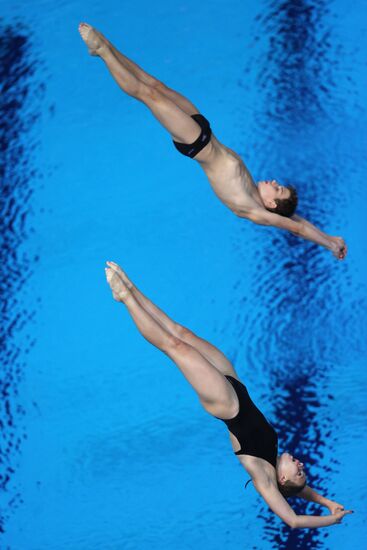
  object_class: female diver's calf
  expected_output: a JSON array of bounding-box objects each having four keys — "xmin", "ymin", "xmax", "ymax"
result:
[
  {"xmin": 79, "ymin": 23, "xmax": 347, "ymax": 260},
  {"xmin": 105, "ymin": 261, "xmax": 353, "ymax": 528}
]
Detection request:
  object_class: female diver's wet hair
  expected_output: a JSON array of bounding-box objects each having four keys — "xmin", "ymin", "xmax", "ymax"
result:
[
  {"xmin": 277, "ymin": 478, "xmax": 307, "ymax": 498},
  {"xmin": 266, "ymin": 185, "xmax": 298, "ymax": 218}
]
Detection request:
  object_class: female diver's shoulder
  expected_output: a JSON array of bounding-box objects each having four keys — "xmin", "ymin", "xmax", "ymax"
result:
[{"xmin": 240, "ymin": 454, "xmax": 277, "ymax": 483}]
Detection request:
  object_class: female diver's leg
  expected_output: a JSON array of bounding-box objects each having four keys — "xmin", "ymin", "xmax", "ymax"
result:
[
  {"xmin": 107, "ymin": 262, "xmax": 239, "ymax": 379},
  {"xmin": 105, "ymin": 264, "xmax": 238, "ymax": 418},
  {"xmin": 79, "ymin": 23, "xmax": 205, "ymax": 144}
]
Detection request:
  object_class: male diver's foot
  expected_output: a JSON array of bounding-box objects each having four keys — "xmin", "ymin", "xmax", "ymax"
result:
[
  {"xmin": 78, "ymin": 23, "xmax": 108, "ymax": 57},
  {"xmin": 105, "ymin": 263, "xmax": 131, "ymax": 302},
  {"xmin": 106, "ymin": 261, "xmax": 134, "ymax": 290}
]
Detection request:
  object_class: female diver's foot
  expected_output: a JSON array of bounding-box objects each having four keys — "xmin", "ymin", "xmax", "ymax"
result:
[
  {"xmin": 78, "ymin": 22, "xmax": 108, "ymax": 57},
  {"xmin": 106, "ymin": 261, "xmax": 134, "ymax": 289},
  {"xmin": 105, "ymin": 263, "xmax": 131, "ymax": 302}
]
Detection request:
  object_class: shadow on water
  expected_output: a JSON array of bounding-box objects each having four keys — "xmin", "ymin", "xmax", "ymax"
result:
[
  {"xmin": 231, "ymin": 0, "xmax": 366, "ymax": 548},
  {"xmin": 0, "ymin": 20, "xmax": 43, "ymax": 534}
]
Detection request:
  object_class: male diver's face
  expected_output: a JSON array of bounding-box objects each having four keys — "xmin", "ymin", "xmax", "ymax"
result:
[
  {"xmin": 277, "ymin": 452, "xmax": 307, "ymax": 487},
  {"xmin": 258, "ymin": 180, "xmax": 290, "ymax": 209}
]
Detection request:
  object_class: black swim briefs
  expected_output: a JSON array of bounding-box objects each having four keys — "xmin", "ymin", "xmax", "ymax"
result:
[{"xmin": 172, "ymin": 114, "xmax": 212, "ymax": 158}]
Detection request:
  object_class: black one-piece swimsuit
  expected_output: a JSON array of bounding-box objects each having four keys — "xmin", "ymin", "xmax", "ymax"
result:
[{"xmin": 219, "ymin": 376, "xmax": 278, "ymax": 469}]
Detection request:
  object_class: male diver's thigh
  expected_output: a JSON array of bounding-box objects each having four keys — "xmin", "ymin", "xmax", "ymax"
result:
[
  {"xmin": 157, "ymin": 82, "xmax": 201, "ymax": 117},
  {"xmin": 138, "ymin": 83, "xmax": 202, "ymax": 143}
]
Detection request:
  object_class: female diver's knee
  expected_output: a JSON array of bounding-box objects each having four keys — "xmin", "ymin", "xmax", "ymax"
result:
[
  {"xmin": 163, "ymin": 334, "xmax": 188, "ymax": 355},
  {"xmin": 174, "ymin": 324, "xmax": 193, "ymax": 340}
]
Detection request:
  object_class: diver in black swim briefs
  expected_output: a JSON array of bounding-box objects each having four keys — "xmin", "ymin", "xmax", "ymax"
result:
[
  {"xmin": 79, "ymin": 22, "xmax": 347, "ymax": 260},
  {"xmin": 104, "ymin": 261, "xmax": 352, "ymax": 529}
]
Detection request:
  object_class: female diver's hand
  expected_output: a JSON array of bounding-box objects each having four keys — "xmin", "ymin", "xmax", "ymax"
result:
[
  {"xmin": 332, "ymin": 509, "xmax": 354, "ymax": 524},
  {"xmin": 326, "ymin": 500, "xmax": 345, "ymax": 515}
]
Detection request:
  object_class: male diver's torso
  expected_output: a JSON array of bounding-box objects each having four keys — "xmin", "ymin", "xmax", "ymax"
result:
[{"xmin": 200, "ymin": 136, "xmax": 264, "ymax": 215}]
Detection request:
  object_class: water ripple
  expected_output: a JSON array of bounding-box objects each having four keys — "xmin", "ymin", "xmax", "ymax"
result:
[
  {"xmin": 0, "ymin": 19, "xmax": 43, "ymax": 534},
  {"xmin": 231, "ymin": 0, "xmax": 366, "ymax": 547}
]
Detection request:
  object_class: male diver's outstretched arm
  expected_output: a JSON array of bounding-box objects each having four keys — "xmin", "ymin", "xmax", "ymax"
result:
[
  {"xmin": 291, "ymin": 214, "xmax": 347, "ymax": 260},
  {"xmin": 247, "ymin": 209, "xmax": 347, "ymax": 260},
  {"xmin": 298, "ymin": 486, "xmax": 345, "ymax": 514},
  {"xmin": 253, "ymin": 477, "xmax": 353, "ymax": 529}
]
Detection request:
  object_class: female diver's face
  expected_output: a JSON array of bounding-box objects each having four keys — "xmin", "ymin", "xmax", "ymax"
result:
[{"xmin": 277, "ymin": 452, "xmax": 307, "ymax": 487}]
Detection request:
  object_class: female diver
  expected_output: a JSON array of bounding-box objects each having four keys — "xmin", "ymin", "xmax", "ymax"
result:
[
  {"xmin": 79, "ymin": 23, "xmax": 347, "ymax": 260},
  {"xmin": 105, "ymin": 261, "xmax": 352, "ymax": 528}
]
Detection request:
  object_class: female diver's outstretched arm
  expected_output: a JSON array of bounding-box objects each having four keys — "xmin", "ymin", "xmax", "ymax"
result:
[
  {"xmin": 253, "ymin": 475, "xmax": 353, "ymax": 528},
  {"xmin": 298, "ymin": 486, "xmax": 346, "ymax": 515}
]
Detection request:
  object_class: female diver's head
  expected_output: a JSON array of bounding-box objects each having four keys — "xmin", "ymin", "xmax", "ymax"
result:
[{"xmin": 276, "ymin": 452, "xmax": 307, "ymax": 497}]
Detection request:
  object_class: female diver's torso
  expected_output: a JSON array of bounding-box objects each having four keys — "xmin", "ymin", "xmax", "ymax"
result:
[{"xmin": 219, "ymin": 376, "xmax": 278, "ymax": 469}]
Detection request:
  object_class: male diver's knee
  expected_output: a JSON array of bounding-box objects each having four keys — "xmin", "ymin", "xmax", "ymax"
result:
[
  {"xmin": 152, "ymin": 79, "xmax": 169, "ymax": 94},
  {"xmin": 137, "ymin": 81, "xmax": 163, "ymax": 103}
]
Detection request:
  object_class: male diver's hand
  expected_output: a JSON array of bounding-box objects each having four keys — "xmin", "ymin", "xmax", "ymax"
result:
[
  {"xmin": 331, "ymin": 509, "xmax": 353, "ymax": 524},
  {"xmin": 329, "ymin": 236, "xmax": 348, "ymax": 260}
]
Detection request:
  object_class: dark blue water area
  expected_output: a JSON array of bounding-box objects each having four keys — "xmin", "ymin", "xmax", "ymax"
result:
[
  {"xmin": 0, "ymin": 0, "xmax": 366, "ymax": 549},
  {"xmin": 0, "ymin": 18, "xmax": 45, "ymax": 537}
]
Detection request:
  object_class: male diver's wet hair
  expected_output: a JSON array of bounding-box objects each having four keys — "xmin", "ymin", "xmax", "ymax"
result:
[
  {"xmin": 277, "ymin": 478, "xmax": 307, "ymax": 498},
  {"xmin": 267, "ymin": 185, "xmax": 298, "ymax": 218}
]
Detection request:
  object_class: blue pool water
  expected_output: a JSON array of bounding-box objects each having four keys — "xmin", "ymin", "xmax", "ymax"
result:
[{"xmin": 1, "ymin": 0, "xmax": 366, "ymax": 548}]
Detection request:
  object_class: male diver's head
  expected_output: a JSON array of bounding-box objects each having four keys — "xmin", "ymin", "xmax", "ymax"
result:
[
  {"xmin": 258, "ymin": 180, "xmax": 298, "ymax": 217},
  {"xmin": 276, "ymin": 452, "xmax": 307, "ymax": 498}
]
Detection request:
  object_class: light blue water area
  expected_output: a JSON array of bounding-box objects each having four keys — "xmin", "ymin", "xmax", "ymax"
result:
[{"xmin": 1, "ymin": 0, "xmax": 366, "ymax": 548}]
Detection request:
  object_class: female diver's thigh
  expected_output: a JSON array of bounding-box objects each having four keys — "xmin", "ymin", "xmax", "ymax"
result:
[{"xmin": 165, "ymin": 337, "xmax": 239, "ymax": 419}]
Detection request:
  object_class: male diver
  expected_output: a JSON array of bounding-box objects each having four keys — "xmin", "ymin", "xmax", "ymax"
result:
[{"xmin": 79, "ymin": 23, "xmax": 347, "ymax": 260}]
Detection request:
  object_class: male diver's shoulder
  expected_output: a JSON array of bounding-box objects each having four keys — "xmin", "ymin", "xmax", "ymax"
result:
[{"xmin": 245, "ymin": 207, "xmax": 271, "ymax": 225}]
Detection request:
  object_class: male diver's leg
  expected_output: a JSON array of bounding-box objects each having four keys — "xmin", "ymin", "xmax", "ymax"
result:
[
  {"xmin": 107, "ymin": 262, "xmax": 239, "ymax": 379},
  {"xmin": 105, "ymin": 263, "xmax": 238, "ymax": 417},
  {"xmin": 104, "ymin": 39, "xmax": 200, "ymax": 116},
  {"xmin": 79, "ymin": 23, "xmax": 203, "ymax": 143}
]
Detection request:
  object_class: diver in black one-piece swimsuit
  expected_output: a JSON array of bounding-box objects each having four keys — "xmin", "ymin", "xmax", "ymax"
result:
[
  {"xmin": 220, "ymin": 376, "xmax": 278, "ymax": 467},
  {"xmin": 104, "ymin": 261, "xmax": 352, "ymax": 529}
]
